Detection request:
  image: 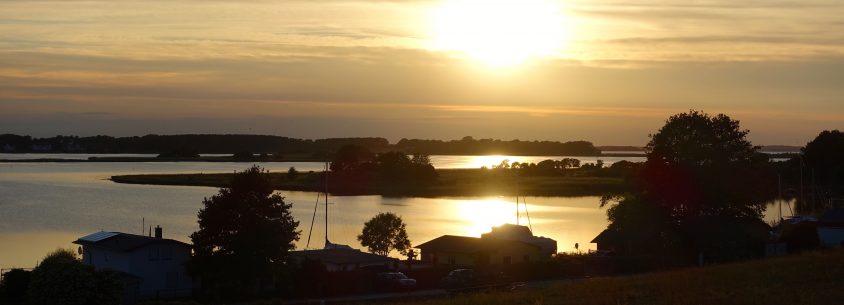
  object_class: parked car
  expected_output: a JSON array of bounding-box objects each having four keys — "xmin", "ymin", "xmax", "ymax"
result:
[
  {"xmin": 440, "ymin": 269, "xmax": 513, "ymax": 292},
  {"xmin": 376, "ymin": 272, "xmax": 417, "ymax": 291}
]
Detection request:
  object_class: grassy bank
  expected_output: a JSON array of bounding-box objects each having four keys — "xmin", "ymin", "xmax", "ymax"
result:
[
  {"xmin": 377, "ymin": 250, "xmax": 844, "ymax": 305},
  {"xmin": 110, "ymin": 169, "xmax": 628, "ymax": 197}
]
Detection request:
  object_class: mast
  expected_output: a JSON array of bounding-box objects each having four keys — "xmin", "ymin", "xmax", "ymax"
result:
[
  {"xmin": 324, "ymin": 161, "xmax": 329, "ymax": 245},
  {"xmin": 778, "ymin": 174, "xmax": 782, "ymax": 221}
]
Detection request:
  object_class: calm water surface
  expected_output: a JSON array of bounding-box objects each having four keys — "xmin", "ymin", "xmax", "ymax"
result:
[
  {"xmin": 0, "ymin": 156, "xmax": 781, "ymax": 268},
  {"xmin": 0, "ymin": 161, "xmax": 611, "ymax": 268}
]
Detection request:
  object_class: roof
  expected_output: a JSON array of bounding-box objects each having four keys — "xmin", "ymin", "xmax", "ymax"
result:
[
  {"xmin": 73, "ymin": 231, "xmax": 191, "ymax": 252},
  {"xmin": 290, "ymin": 249, "xmax": 398, "ymax": 265},
  {"xmin": 591, "ymin": 229, "xmax": 620, "ymax": 244},
  {"xmin": 415, "ymin": 235, "xmax": 539, "ymax": 253}
]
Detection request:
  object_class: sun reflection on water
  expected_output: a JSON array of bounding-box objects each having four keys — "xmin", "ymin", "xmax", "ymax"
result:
[{"xmin": 454, "ymin": 197, "xmax": 518, "ymax": 236}]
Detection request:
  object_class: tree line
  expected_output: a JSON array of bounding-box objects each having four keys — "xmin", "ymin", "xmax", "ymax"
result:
[{"xmin": 0, "ymin": 134, "xmax": 601, "ymax": 156}]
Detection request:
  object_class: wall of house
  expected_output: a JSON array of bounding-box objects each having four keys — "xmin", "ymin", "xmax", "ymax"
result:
[
  {"xmin": 422, "ymin": 251, "xmax": 479, "ymax": 266},
  {"xmin": 490, "ymin": 244, "xmax": 542, "ymax": 265},
  {"xmin": 83, "ymin": 247, "xmax": 132, "ymax": 273},
  {"xmin": 127, "ymin": 244, "xmax": 193, "ymax": 297}
]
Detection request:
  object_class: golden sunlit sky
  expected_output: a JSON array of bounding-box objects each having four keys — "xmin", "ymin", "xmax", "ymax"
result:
[{"xmin": 1, "ymin": 0, "xmax": 843, "ymax": 145}]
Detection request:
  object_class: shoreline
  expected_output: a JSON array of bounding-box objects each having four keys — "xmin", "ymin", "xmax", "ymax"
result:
[{"xmin": 110, "ymin": 169, "xmax": 630, "ymax": 197}]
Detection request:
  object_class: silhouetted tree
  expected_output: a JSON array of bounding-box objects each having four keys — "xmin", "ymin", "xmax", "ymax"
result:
[
  {"xmin": 190, "ymin": 166, "xmax": 300, "ymax": 297},
  {"xmin": 802, "ymin": 130, "xmax": 844, "ymax": 197},
  {"xmin": 27, "ymin": 249, "xmax": 123, "ymax": 305},
  {"xmin": 330, "ymin": 145, "xmax": 373, "ymax": 172},
  {"xmin": 641, "ymin": 110, "xmax": 774, "ymax": 219},
  {"xmin": 357, "ymin": 213, "xmax": 412, "ymax": 257},
  {"xmin": 0, "ymin": 269, "xmax": 30, "ymax": 305},
  {"xmin": 602, "ymin": 111, "xmax": 776, "ymax": 261},
  {"xmin": 287, "ymin": 167, "xmax": 299, "ymax": 180}
]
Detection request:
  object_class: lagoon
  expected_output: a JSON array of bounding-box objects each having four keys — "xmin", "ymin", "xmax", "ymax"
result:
[{"xmin": 0, "ymin": 156, "xmax": 783, "ymax": 268}]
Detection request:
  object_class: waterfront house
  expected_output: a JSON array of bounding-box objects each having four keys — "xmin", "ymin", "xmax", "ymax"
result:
[
  {"xmin": 817, "ymin": 208, "xmax": 844, "ymax": 248},
  {"xmin": 415, "ymin": 235, "xmax": 543, "ymax": 267},
  {"xmin": 591, "ymin": 229, "xmax": 621, "ymax": 253},
  {"xmin": 73, "ymin": 226, "xmax": 193, "ymax": 299},
  {"xmin": 481, "ymin": 224, "xmax": 558, "ymax": 256}
]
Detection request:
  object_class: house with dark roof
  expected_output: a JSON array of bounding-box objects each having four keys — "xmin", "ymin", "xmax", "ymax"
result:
[
  {"xmin": 73, "ymin": 226, "xmax": 192, "ymax": 299},
  {"xmin": 415, "ymin": 235, "xmax": 543, "ymax": 267},
  {"xmin": 817, "ymin": 208, "xmax": 844, "ymax": 248}
]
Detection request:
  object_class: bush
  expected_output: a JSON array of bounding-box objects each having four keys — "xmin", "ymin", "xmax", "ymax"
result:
[{"xmin": 0, "ymin": 269, "xmax": 31, "ymax": 305}]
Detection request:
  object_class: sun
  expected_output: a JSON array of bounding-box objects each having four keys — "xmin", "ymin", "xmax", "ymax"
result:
[{"xmin": 430, "ymin": 0, "xmax": 569, "ymax": 67}]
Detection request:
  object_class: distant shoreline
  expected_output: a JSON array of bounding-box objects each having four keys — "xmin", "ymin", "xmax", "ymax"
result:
[
  {"xmin": 110, "ymin": 169, "xmax": 630, "ymax": 197},
  {"xmin": 0, "ymin": 152, "xmax": 649, "ymax": 163}
]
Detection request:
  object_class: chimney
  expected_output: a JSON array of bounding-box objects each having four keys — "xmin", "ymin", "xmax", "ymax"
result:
[{"xmin": 154, "ymin": 225, "xmax": 163, "ymax": 239}]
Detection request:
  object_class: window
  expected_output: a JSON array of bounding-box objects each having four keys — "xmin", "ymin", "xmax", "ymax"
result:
[
  {"xmin": 503, "ymin": 256, "xmax": 511, "ymax": 264},
  {"xmin": 104, "ymin": 252, "xmax": 110, "ymax": 262},
  {"xmin": 448, "ymin": 255, "xmax": 456, "ymax": 265}
]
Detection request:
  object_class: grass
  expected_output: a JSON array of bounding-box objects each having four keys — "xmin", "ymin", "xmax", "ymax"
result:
[
  {"xmin": 371, "ymin": 250, "xmax": 844, "ymax": 305},
  {"xmin": 110, "ymin": 169, "xmax": 628, "ymax": 197}
]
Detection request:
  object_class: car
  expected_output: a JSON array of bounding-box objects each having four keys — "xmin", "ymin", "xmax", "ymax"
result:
[
  {"xmin": 440, "ymin": 269, "xmax": 513, "ymax": 292},
  {"xmin": 376, "ymin": 272, "xmax": 417, "ymax": 291}
]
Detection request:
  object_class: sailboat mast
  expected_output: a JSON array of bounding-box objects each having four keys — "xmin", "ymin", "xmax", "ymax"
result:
[{"xmin": 324, "ymin": 161, "xmax": 329, "ymax": 244}]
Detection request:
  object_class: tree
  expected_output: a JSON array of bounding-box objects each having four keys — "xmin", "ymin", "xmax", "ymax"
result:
[
  {"xmin": 27, "ymin": 249, "xmax": 123, "ymax": 305},
  {"xmin": 803, "ymin": 130, "xmax": 844, "ymax": 188},
  {"xmin": 641, "ymin": 110, "xmax": 774, "ymax": 219},
  {"xmin": 601, "ymin": 111, "xmax": 776, "ymax": 261},
  {"xmin": 190, "ymin": 165, "xmax": 300, "ymax": 296},
  {"xmin": 0, "ymin": 269, "xmax": 31, "ymax": 305},
  {"xmin": 330, "ymin": 145, "xmax": 373, "ymax": 172},
  {"xmin": 357, "ymin": 213, "xmax": 412, "ymax": 257}
]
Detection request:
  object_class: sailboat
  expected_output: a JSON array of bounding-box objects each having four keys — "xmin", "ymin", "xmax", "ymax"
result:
[
  {"xmin": 291, "ymin": 162, "xmax": 397, "ymax": 272},
  {"xmin": 305, "ymin": 161, "xmax": 354, "ymax": 250}
]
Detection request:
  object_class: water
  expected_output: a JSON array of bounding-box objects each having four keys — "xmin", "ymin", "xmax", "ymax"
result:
[
  {"xmin": 0, "ymin": 157, "xmax": 784, "ymax": 268},
  {"xmin": 0, "ymin": 162, "xmax": 610, "ymax": 268}
]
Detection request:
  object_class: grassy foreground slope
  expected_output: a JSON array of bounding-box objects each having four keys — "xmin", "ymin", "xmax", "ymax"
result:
[{"xmin": 381, "ymin": 251, "xmax": 844, "ymax": 305}]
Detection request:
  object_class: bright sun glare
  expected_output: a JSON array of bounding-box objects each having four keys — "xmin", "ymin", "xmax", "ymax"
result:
[{"xmin": 430, "ymin": 0, "xmax": 569, "ymax": 67}]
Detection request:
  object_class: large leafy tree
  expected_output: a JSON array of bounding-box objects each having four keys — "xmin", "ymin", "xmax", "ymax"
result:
[
  {"xmin": 357, "ymin": 212, "xmax": 412, "ymax": 257},
  {"xmin": 190, "ymin": 165, "xmax": 300, "ymax": 295},
  {"xmin": 640, "ymin": 110, "xmax": 774, "ymax": 219},
  {"xmin": 803, "ymin": 130, "xmax": 844, "ymax": 191},
  {"xmin": 602, "ymin": 111, "xmax": 777, "ymax": 260}
]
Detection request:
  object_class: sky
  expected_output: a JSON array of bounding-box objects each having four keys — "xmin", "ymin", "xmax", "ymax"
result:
[{"xmin": 1, "ymin": 0, "xmax": 843, "ymax": 146}]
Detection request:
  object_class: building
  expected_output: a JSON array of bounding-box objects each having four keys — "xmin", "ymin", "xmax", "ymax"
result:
[
  {"xmin": 289, "ymin": 248, "xmax": 399, "ymax": 272},
  {"xmin": 817, "ymin": 208, "xmax": 844, "ymax": 248},
  {"xmin": 481, "ymin": 224, "xmax": 557, "ymax": 256},
  {"xmin": 590, "ymin": 229, "xmax": 621, "ymax": 253},
  {"xmin": 416, "ymin": 235, "xmax": 543, "ymax": 267},
  {"xmin": 73, "ymin": 226, "xmax": 193, "ymax": 299}
]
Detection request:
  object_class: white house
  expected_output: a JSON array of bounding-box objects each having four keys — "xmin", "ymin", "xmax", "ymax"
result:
[{"xmin": 73, "ymin": 226, "xmax": 193, "ymax": 299}]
